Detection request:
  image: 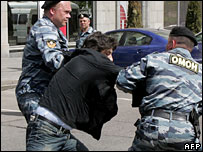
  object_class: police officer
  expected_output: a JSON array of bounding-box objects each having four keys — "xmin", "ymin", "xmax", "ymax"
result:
[
  {"xmin": 15, "ymin": 1, "xmax": 72, "ymax": 123},
  {"xmin": 116, "ymin": 26, "xmax": 202, "ymax": 151},
  {"xmin": 76, "ymin": 13, "xmax": 96, "ymax": 48}
]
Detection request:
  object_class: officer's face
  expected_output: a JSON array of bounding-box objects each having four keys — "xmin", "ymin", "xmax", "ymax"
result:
[
  {"xmin": 52, "ymin": 1, "xmax": 72, "ymax": 28},
  {"xmin": 79, "ymin": 17, "xmax": 90, "ymax": 31}
]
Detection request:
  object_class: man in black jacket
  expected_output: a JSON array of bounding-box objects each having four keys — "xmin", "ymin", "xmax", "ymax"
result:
[{"xmin": 26, "ymin": 32, "xmax": 122, "ymax": 151}]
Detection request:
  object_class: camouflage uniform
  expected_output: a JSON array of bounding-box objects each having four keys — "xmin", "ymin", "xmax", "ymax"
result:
[
  {"xmin": 117, "ymin": 48, "xmax": 202, "ymax": 151},
  {"xmin": 76, "ymin": 26, "xmax": 96, "ymax": 48},
  {"xmin": 15, "ymin": 16, "xmax": 69, "ymax": 123}
]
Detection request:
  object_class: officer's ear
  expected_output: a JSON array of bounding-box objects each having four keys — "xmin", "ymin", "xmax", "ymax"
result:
[
  {"xmin": 50, "ymin": 7, "xmax": 56, "ymax": 15},
  {"xmin": 172, "ymin": 40, "xmax": 176, "ymax": 49},
  {"xmin": 166, "ymin": 39, "xmax": 173, "ymax": 51}
]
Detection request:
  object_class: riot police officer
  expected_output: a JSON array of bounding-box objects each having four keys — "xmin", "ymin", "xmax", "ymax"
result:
[
  {"xmin": 76, "ymin": 13, "xmax": 96, "ymax": 48},
  {"xmin": 15, "ymin": 1, "xmax": 72, "ymax": 123},
  {"xmin": 116, "ymin": 26, "xmax": 202, "ymax": 151}
]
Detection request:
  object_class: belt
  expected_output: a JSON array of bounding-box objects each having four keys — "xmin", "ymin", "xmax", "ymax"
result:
[
  {"xmin": 32, "ymin": 114, "xmax": 70, "ymax": 134},
  {"xmin": 143, "ymin": 109, "xmax": 189, "ymax": 121}
]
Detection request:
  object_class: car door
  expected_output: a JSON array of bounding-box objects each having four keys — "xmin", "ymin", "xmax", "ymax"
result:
[{"xmin": 113, "ymin": 31, "xmax": 152, "ymax": 67}]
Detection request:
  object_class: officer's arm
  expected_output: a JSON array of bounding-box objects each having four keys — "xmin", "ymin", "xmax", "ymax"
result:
[
  {"xmin": 36, "ymin": 28, "xmax": 66, "ymax": 72},
  {"xmin": 116, "ymin": 58, "xmax": 147, "ymax": 93}
]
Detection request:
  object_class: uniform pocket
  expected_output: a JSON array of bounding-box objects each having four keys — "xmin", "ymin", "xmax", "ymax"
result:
[{"xmin": 137, "ymin": 117, "xmax": 159, "ymax": 140}]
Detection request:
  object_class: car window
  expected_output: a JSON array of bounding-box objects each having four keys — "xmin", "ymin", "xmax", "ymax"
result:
[
  {"xmin": 152, "ymin": 30, "xmax": 169, "ymax": 39},
  {"xmin": 124, "ymin": 32, "xmax": 152, "ymax": 46},
  {"xmin": 196, "ymin": 32, "xmax": 202, "ymax": 42},
  {"xmin": 106, "ymin": 31, "xmax": 124, "ymax": 46}
]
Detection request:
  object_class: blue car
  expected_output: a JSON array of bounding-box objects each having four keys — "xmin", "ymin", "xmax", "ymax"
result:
[{"xmin": 105, "ymin": 28, "xmax": 202, "ymax": 67}]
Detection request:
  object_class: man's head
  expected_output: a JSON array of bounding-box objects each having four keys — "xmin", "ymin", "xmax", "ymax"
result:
[
  {"xmin": 42, "ymin": 1, "xmax": 72, "ymax": 28},
  {"xmin": 166, "ymin": 26, "xmax": 197, "ymax": 52},
  {"xmin": 82, "ymin": 32, "xmax": 118, "ymax": 61},
  {"xmin": 78, "ymin": 13, "xmax": 90, "ymax": 32}
]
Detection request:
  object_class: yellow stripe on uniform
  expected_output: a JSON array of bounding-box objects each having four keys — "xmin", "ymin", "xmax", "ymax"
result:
[{"xmin": 169, "ymin": 54, "xmax": 199, "ymax": 74}]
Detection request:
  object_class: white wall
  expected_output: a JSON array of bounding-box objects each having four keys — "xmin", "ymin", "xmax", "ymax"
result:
[
  {"xmin": 38, "ymin": 1, "xmax": 44, "ymax": 18},
  {"xmin": 1, "ymin": 1, "xmax": 9, "ymax": 58},
  {"xmin": 95, "ymin": 1, "xmax": 116, "ymax": 32},
  {"xmin": 142, "ymin": 1, "xmax": 164, "ymax": 29},
  {"xmin": 96, "ymin": 1, "xmax": 164, "ymax": 32}
]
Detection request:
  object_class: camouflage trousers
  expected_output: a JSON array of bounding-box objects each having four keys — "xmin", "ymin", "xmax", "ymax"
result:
[
  {"xmin": 16, "ymin": 93, "xmax": 41, "ymax": 123},
  {"xmin": 128, "ymin": 116, "xmax": 197, "ymax": 151}
]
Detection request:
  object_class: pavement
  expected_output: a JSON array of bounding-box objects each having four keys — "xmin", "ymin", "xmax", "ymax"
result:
[
  {"xmin": 1, "ymin": 52, "xmax": 202, "ymax": 151},
  {"xmin": 1, "ymin": 56, "xmax": 22, "ymax": 91}
]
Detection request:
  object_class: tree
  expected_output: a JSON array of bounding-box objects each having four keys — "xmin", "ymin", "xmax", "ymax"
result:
[
  {"xmin": 185, "ymin": 1, "xmax": 202, "ymax": 34},
  {"xmin": 127, "ymin": 1, "xmax": 143, "ymax": 28}
]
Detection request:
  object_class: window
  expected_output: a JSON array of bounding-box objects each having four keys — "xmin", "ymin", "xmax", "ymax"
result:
[
  {"xmin": 124, "ymin": 32, "xmax": 152, "ymax": 46},
  {"xmin": 196, "ymin": 32, "xmax": 202, "ymax": 42},
  {"xmin": 12, "ymin": 14, "xmax": 18, "ymax": 24},
  {"xmin": 19, "ymin": 14, "xmax": 28, "ymax": 24},
  {"xmin": 31, "ymin": 14, "xmax": 37, "ymax": 25},
  {"xmin": 106, "ymin": 32, "xmax": 124, "ymax": 45},
  {"xmin": 164, "ymin": 1, "xmax": 202, "ymax": 29},
  {"xmin": 68, "ymin": 2, "xmax": 80, "ymax": 42},
  {"xmin": 7, "ymin": 1, "xmax": 95, "ymax": 46},
  {"xmin": 8, "ymin": 1, "xmax": 38, "ymax": 45}
]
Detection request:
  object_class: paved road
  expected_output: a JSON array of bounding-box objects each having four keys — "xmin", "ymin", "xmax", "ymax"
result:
[
  {"xmin": 1, "ymin": 86, "xmax": 202, "ymax": 151},
  {"xmin": 1, "ymin": 86, "xmax": 141, "ymax": 151}
]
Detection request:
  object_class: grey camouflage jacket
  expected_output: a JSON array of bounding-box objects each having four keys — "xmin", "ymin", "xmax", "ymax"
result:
[
  {"xmin": 117, "ymin": 48, "xmax": 202, "ymax": 116},
  {"xmin": 76, "ymin": 26, "xmax": 96, "ymax": 48},
  {"xmin": 16, "ymin": 16, "xmax": 69, "ymax": 98}
]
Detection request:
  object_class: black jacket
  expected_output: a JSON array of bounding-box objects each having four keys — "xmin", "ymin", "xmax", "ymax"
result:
[{"xmin": 39, "ymin": 48, "xmax": 122, "ymax": 140}]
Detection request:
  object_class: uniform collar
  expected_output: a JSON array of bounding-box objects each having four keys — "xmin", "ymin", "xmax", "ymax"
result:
[
  {"xmin": 80, "ymin": 26, "xmax": 94, "ymax": 35},
  {"xmin": 169, "ymin": 48, "xmax": 193, "ymax": 59},
  {"xmin": 86, "ymin": 26, "xmax": 94, "ymax": 33}
]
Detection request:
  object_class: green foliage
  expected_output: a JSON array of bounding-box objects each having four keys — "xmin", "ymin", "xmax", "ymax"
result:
[
  {"xmin": 185, "ymin": 1, "xmax": 202, "ymax": 34},
  {"xmin": 127, "ymin": 1, "xmax": 143, "ymax": 28}
]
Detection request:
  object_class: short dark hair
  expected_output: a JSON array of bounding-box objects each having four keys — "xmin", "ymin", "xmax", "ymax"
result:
[
  {"xmin": 82, "ymin": 32, "xmax": 118, "ymax": 52},
  {"xmin": 170, "ymin": 36, "xmax": 195, "ymax": 49}
]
